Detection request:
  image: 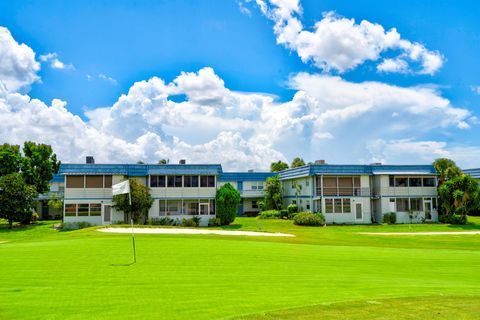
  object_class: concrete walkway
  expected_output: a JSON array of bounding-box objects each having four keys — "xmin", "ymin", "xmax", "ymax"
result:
[
  {"xmin": 360, "ymin": 231, "xmax": 480, "ymax": 236},
  {"xmin": 99, "ymin": 227, "xmax": 295, "ymax": 237}
]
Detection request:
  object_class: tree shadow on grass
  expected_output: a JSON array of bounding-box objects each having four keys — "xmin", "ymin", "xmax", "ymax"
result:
[{"xmin": 0, "ymin": 221, "xmax": 54, "ymax": 233}]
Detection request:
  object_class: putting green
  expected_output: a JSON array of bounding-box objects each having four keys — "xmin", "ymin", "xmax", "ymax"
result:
[{"xmin": 0, "ymin": 218, "xmax": 479, "ymax": 319}]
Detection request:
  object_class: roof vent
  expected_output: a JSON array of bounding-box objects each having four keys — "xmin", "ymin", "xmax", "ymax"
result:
[
  {"xmin": 86, "ymin": 156, "xmax": 95, "ymax": 164},
  {"xmin": 314, "ymin": 160, "xmax": 325, "ymax": 165},
  {"xmin": 248, "ymin": 169, "xmax": 254, "ymax": 173},
  {"xmin": 179, "ymin": 159, "xmax": 186, "ymax": 165},
  {"xmin": 370, "ymin": 162, "xmax": 382, "ymax": 166}
]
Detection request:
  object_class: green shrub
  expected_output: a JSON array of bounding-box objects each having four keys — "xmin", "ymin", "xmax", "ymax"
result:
[
  {"xmin": 244, "ymin": 211, "xmax": 259, "ymax": 217},
  {"xmin": 59, "ymin": 221, "xmax": 93, "ymax": 231},
  {"xmin": 279, "ymin": 209, "xmax": 289, "ymax": 219},
  {"xmin": 150, "ymin": 217, "xmax": 176, "ymax": 226},
  {"xmin": 293, "ymin": 212, "xmax": 325, "ymax": 226},
  {"xmin": 182, "ymin": 217, "xmax": 198, "ymax": 227},
  {"xmin": 191, "ymin": 216, "xmax": 201, "ymax": 226},
  {"xmin": 208, "ymin": 217, "xmax": 222, "ymax": 227},
  {"xmin": 448, "ymin": 214, "xmax": 467, "ymax": 225},
  {"xmin": 258, "ymin": 210, "xmax": 281, "ymax": 219},
  {"xmin": 383, "ymin": 212, "xmax": 397, "ymax": 224},
  {"xmin": 31, "ymin": 211, "xmax": 39, "ymax": 223},
  {"xmin": 287, "ymin": 204, "xmax": 298, "ymax": 214}
]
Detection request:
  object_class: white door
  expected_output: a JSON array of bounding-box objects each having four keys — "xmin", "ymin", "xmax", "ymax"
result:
[
  {"xmin": 424, "ymin": 200, "xmax": 432, "ymax": 221},
  {"xmin": 355, "ymin": 203, "xmax": 363, "ymax": 221},
  {"xmin": 199, "ymin": 203, "xmax": 209, "ymax": 215}
]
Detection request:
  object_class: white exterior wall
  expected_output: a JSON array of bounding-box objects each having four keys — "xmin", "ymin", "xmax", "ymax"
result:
[
  {"xmin": 321, "ymin": 197, "xmax": 372, "ymax": 224},
  {"xmin": 374, "ymin": 175, "xmax": 438, "ymax": 223}
]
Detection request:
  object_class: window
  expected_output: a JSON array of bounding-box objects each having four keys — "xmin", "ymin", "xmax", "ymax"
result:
[
  {"xmin": 292, "ymin": 200, "xmax": 297, "ymax": 205},
  {"xmin": 184, "ymin": 176, "xmax": 199, "ymax": 187},
  {"xmin": 325, "ymin": 199, "xmax": 333, "ymax": 213},
  {"xmin": 342, "ymin": 198, "xmax": 351, "ymax": 213},
  {"xmin": 78, "ymin": 204, "xmax": 89, "ymax": 216},
  {"xmin": 150, "ymin": 175, "xmax": 166, "ymax": 188},
  {"xmin": 306, "ymin": 200, "xmax": 310, "ymax": 210},
  {"xmin": 338, "ymin": 177, "xmax": 353, "ymax": 196},
  {"xmin": 409, "ymin": 177, "xmax": 422, "ymax": 187},
  {"xmin": 410, "ymin": 198, "xmax": 423, "ymax": 211},
  {"xmin": 200, "ymin": 175, "xmax": 215, "ymax": 187},
  {"xmin": 89, "ymin": 204, "xmax": 101, "ymax": 216},
  {"xmin": 167, "ymin": 176, "xmax": 182, "ymax": 187},
  {"xmin": 65, "ymin": 204, "xmax": 77, "ymax": 216},
  {"xmin": 251, "ymin": 182, "xmax": 264, "ymax": 190},
  {"xmin": 433, "ymin": 198, "xmax": 437, "ymax": 210},
  {"xmin": 334, "ymin": 199, "xmax": 342, "ymax": 213},
  {"xmin": 395, "ymin": 177, "xmax": 408, "ymax": 187},
  {"xmin": 389, "ymin": 176, "xmax": 395, "ymax": 187},
  {"xmin": 66, "ymin": 175, "xmax": 84, "ymax": 188},
  {"xmin": 209, "ymin": 199, "xmax": 216, "ymax": 215},
  {"xmin": 104, "ymin": 176, "xmax": 112, "ymax": 188},
  {"xmin": 423, "ymin": 177, "xmax": 435, "ymax": 187},
  {"xmin": 396, "ymin": 198, "xmax": 409, "ymax": 211},
  {"xmin": 159, "ymin": 200, "xmax": 166, "ymax": 216},
  {"xmin": 167, "ymin": 201, "xmax": 179, "ymax": 215},
  {"xmin": 252, "ymin": 200, "xmax": 258, "ymax": 209},
  {"xmin": 306, "ymin": 179, "xmax": 309, "ymax": 187},
  {"xmin": 86, "ymin": 175, "xmax": 103, "ymax": 188},
  {"xmin": 323, "ymin": 177, "xmax": 337, "ymax": 196}
]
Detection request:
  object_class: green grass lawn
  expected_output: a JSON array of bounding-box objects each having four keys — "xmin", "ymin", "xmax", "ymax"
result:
[{"xmin": 1, "ymin": 217, "xmax": 480, "ymax": 319}]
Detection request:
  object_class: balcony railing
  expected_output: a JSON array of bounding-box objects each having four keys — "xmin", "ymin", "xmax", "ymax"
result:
[
  {"xmin": 240, "ymin": 190, "xmax": 265, "ymax": 198},
  {"xmin": 316, "ymin": 187, "xmax": 370, "ymax": 197}
]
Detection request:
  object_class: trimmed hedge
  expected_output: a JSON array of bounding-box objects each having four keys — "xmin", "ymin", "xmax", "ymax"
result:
[
  {"xmin": 258, "ymin": 210, "xmax": 281, "ymax": 219},
  {"xmin": 383, "ymin": 212, "xmax": 397, "ymax": 224},
  {"xmin": 293, "ymin": 212, "xmax": 325, "ymax": 226},
  {"xmin": 59, "ymin": 221, "xmax": 92, "ymax": 231}
]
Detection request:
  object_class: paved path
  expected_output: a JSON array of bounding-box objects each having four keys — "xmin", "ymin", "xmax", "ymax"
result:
[
  {"xmin": 360, "ymin": 231, "xmax": 480, "ymax": 236},
  {"xmin": 99, "ymin": 227, "xmax": 295, "ymax": 237}
]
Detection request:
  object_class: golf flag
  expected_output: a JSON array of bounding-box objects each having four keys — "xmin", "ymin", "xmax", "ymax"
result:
[{"xmin": 112, "ymin": 180, "xmax": 130, "ymax": 196}]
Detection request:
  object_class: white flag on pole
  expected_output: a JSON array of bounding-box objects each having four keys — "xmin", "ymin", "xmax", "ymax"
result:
[{"xmin": 112, "ymin": 180, "xmax": 130, "ymax": 196}]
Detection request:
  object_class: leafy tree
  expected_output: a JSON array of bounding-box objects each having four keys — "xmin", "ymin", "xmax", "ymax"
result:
[
  {"xmin": 215, "ymin": 183, "xmax": 241, "ymax": 225},
  {"xmin": 48, "ymin": 194, "xmax": 64, "ymax": 220},
  {"xmin": 112, "ymin": 179, "xmax": 154, "ymax": 224},
  {"xmin": 433, "ymin": 158, "xmax": 462, "ymax": 186},
  {"xmin": 158, "ymin": 159, "xmax": 169, "ymax": 164},
  {"xmin": 21, "ymin": 142, "xmax": 61, "ymax": 194},
  {"xmin": 270, "ymin": 161, "xmax": 288, "ymax": 172},
  {"xmin": 264, "ymin": 176, "xmax": 283, "ymax": 210},
  {"xmin": 438, "ymin": 174, "xmax": 480, "ymax": 222},
  {"xmin": 136, "ymin": 161, "xmax": 145, "ymax": 164},
  {"xmin": 0, "ymin": 173, "xmax": 37, "ymax": 228},
  {"xmin": 291, "ymin": 157, "xmax": 306, "ymax": 168},
  {"xmin": 0, "ymin": 144, "xmax": 21, "ymax": 177}
]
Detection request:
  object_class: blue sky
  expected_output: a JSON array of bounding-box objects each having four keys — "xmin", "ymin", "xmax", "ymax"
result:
[{"xmin": 0, "ymin": 0, "xmax": 479, "ymax": 169}]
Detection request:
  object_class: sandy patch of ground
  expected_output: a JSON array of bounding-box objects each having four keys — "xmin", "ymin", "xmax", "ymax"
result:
[
  {"xmin": 360, "ymin": 231, "xmax": 480, "ymax": 236},
  {"xmin": 99, "ymin": 227, "xmax": 295, "ymax": 237}
]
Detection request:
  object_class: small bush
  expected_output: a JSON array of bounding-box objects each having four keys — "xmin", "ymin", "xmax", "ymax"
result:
[
  {"xmin": 293, "ymin": 212, "xmax": 325, "ymax": 226},
  {"xmin": 287, "ymin": 204, "xmax": 298, "ymax": 214},
  {"xmin": 244, "ymin": 211, "xmax": 259, "ymax": 217},
  {"xmin": 279, "ymin": 209, "xmax": 289, "ymax": 219},
  {"xmin": 258, "ymin": 210, "xmax": 281, "ymax": 219},
  {"xmin": 31, "ymin": 211, "xmax": 39, "ymax": 223},
  {"xmin": 150, "ymin": 217, "xmax": 176, "ymax": 226},
  {"xmin": 191, "ymin": 216, "xmax": 201, "ymax": 226},
  {"xmin": 383, "ymin": 212, "xmax": 397, "ymax": 224},
  {"xmin": 448, "ymin": 214, "xmax": 467, "ymax": 225},
  {"xmin": 59, "ymin": 221, "xmax": 93, "ymax": 231},
  {"xmin": 182, "ymin": 217, "xmax": 198, "ymax": 227},
  {"xmin": 208, "ymin": 217, "xmax": 222, "ymax": 227}
]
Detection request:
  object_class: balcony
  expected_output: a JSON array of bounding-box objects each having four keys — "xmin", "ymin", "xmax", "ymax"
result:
[{"xmin": 316, "ymin": 187, "xmax": 370, "ymax": 197}]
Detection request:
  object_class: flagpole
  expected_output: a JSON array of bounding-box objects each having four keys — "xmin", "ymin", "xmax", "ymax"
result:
[{"xmin": 129, "ymin": 186, "xmax": 136, "ymax": 264}]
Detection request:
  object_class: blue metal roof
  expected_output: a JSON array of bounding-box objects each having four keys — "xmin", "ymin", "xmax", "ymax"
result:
[
  {"xmin": 49, "ymin": 174, "xmax": 64, "ymax": 183},
  {"xmin": 279, "ymin": 164, "xmax": 436, "ymax": 180},
  {"xmin": 218, "ymin": 172, "xmax": 277, "ymax": 182},
  {"xmin": 59, "ymin": 163, "xmax": 223, "ymax": 176},
  {"xmin": 464, "ymin": 168, "xmax": 480, "ymax": 179}
]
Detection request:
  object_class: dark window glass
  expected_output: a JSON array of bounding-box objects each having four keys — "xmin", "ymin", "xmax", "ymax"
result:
[
  {"xmin": 174, "ymin": 176, "xmax": 182, "ymax": 187},
  {"xmin": 167, "ymin": 176, "xmax": 175, "ymax": 187},
  {"xmin": 184, "ymin": 176, "xmax": 199, "ymax": 187},
  {"xmin": 389, "ymin": 175, "xmax": 394, "ymax": 187},
  {"xmin": 252, "ymin": 200, "xmax": 258, "ymax": 209},
  {"xmin": 200, "ymin": 176, "xmax": 210, "ymax": 187},
  {"xmin": 395, "ymin": 177, "xmax": 408, "ymax": 187},
  {"xmin": 78, "ymin": 204, "xmax": 89, "ymax": 216},
  {"xmin": 104, "ymin": 176, "xmax": 112, "ymax": 188},
  {"xmin": 208, "ymin": 176, "xmax": 215, "ymax": 187},
  {"xmin": 396, "ymin": 198, "xmax": 409, "ymax": 211},
  {"xmin": 409, "ymin": 177, "xmax": 422, "ymax": 187},
  {"xmin": 423, "ymin": 177, "xmax": 435, "ymax": 187},
  {"xmin": 150, "ymin": 176, "xmax": 158, "ymax": 187}
]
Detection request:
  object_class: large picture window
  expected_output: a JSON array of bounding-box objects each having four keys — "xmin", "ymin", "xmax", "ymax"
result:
[
  {"xmin": 200, "ymin": 175, "xmax": 215, "ymax": 187},
  {"xmin": 396, "ymin": 198, "xmax": 409, "ymax": 212},
  {"xmin": 77, "ymin": 204, "xmax": 89, "ymax": 216},
  {"xmin": 423, "ymin": 177, "xmax": 435, "ymax": 187},
  {"xmin": 89, "ymin": 204, "xmax": 102, "ymax": 216},
  {"xmin": 410, "ymin": 198, "xmax": 423, "ymax": 211},
  {"xmin": 150, "ymin": 175, "xmax": 166, "ymax": 188},
  {"xmin": 65, "ymin": 204, "xmax": 77, "ymax": 216},
  {"xmin": 86, "ymin": 175, "xmax": 103, "ymax": 188},
  {"xmin": 324, "ymin": 198, "xmax": 351, "ymax": 213},
  {"xmin": 184, "ymin": 176, "xmax": 199, "ymax": 188}
]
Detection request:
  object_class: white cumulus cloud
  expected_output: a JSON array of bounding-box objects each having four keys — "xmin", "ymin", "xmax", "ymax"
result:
[
  {"xmin": 255, "ymin": 1, "xmax": 444, "ymax": 74},
  {"xmin": 39, "ymin": 52, "xmax": 75, "ymax": 70}
]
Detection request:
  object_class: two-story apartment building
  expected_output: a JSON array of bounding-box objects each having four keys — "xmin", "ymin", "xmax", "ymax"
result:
[
  {"xmin": 278, "ymin": 163, "xmax": 438, "ymax": 224},
  {"xmin": 54, "ymin": 159, "xmax": 439, "ymax": 226}
]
